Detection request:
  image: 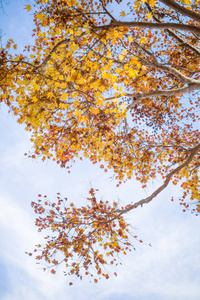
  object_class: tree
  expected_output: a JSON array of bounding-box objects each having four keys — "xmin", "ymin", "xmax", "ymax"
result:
[
  {"xmin": 0, "ymin": 0, "xmax": 9, "ymax": 12},
  {"xmin": 1, "ymin": 0, "xmax": 200, "ymax": 283}
]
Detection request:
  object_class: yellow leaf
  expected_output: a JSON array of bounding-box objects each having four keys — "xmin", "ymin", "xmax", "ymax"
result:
[
  {"xmin": 129, "ymin": 69, "xmax": 137, "ymax": 77},
  {"xmin": 73, "ymin": 101, "xmax": 79, "ymax": 107},
  {"xmin": 91, "ymin": 108, "xmax": 99, "ymax": 115},
  {"xmin": 120, "ymin": 11, "xmax": 126, "ymax": 18},
  {"xmin": 32, "ymin": 96, "xmax": 37, "ymax": 103},
  {"xmin": 134, "ymin": 0, "xmax": 141, "ymax": 9},
  {"xmin": 147, "ymin": 13, "xmax": 153, "ymax": 19},
  {"xmin": 102, "ymin": 72, "xmax": 108, "ymax": 79},
  {"xmin": 77, "ymin": 78, "xmax": 85, "ymax": 85},
  {"xmin": 74, "ymin": 110, "xmax": 82, "ymax": 117},
  {"xmin": 95, "ymin": 98, "xmax": 104, "ymax": 107},
  {"xmin": 128, "ymin": 36, "xmax": 133, "ymax": 43},
  {"xmin": 118, "ymin": 54, "xmax": 124, "ymax": 61},
  {"xmin": 32, "ymin": 83, "xmax": 40, "ymax": 90},
  {"xmin": 140, "ymin": 37, "xmax": 147, "ymax": 44},
  {"xmin": 78, "ymin": 116, "xmax": 87, "ymax": 122},
  {"xmin": 101, "ymin": 37, "xmax": 107, "ymax": 45},
  {"xmin": 25, "ymin": 4, "xmax": 32, "ymax": 12},
  {"xmin": 36, "ymin": 12, "xmax": 46, "ymax": 21},
  {"xmin": 61, "ymin": 92, "xmax": 68, "ymax": 100},
  {"xmin": 149, "ymin": 0, "xmax": 156, "ymax": 6},
  {"xmin": 51, "ymin": 52, "xmax": 57, "ymax": 60}
]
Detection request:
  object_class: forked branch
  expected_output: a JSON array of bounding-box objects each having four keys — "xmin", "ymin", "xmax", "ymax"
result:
[{"xmin": 118, "ymin": 143, "xmax": 200, "ymax": 215}]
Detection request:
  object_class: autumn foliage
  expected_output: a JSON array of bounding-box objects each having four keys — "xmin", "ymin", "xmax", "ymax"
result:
[
  {"xmin": 30, "ymin": 189, "xmax": 134, "ymax": 282},
  {"xmin": 1, "ymin": 0, "xmax": 200, "ymax": 282}
]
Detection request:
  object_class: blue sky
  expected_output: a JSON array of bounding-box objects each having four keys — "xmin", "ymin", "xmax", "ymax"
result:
[{"xmin": 0, "ymin": 1, "xmax": 200, "ymax": 299}]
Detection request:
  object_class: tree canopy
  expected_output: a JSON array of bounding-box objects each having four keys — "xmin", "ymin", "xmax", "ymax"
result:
[{"xmin": 1, "ymin": 0, "xmax": 200, "ymax": 284}]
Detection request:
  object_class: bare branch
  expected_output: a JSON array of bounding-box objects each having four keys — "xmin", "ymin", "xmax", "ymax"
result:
[
  {"xmin": 105, "ymin": 82, "xmax": 200, "ymax": 106},
  {"xmin": 140, "ymin": 59, "xmax": 200, "ymax": 84},
  {"xmin": 95, "ymin": 21, "xmax": 200, "ymax": 35},
  {"xmin": 99, "ymin": 0, "xmax": 116, "ymax": 21},
  {"xmin": 128, "ymin": 83, "xmax": 200, "ymax": 108},
  {"xmin": 119, "ymin": 143, "xmax": 200, "ymax": 214}
]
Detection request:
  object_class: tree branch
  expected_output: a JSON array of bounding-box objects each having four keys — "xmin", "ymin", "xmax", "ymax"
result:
[
  {"xmin": 145, "ymin": 2, "xmax": 200, "ymax": 57},
  {"xmin": 99, "ymin": 0, "xmax": 116, "ymax": 21},
  {"xmin": 36, "ymin": 38, "xmax": 70, "ymax": 70},
  {"xmin": 159, "ymin": 0, "xmax": 200, "ymax": 23},
  {"xmin": 95, "ymin": 21, "xmax": 200, "ymax": 35},
  {"xmin": 126, "ymin": 82, "xmax": 200, "ymax": 108},
  {"xmin": 105, "ymin": 83, "xmax": 200, "ymax": 106},
  {"xmin": 140, "ymin": 59, "xmax": 200, "ymax": 84},
  {"xmin": 119, "ymin": 143, "xmax": 200, "ymax": 214}
]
